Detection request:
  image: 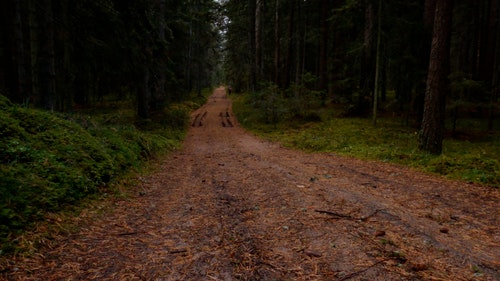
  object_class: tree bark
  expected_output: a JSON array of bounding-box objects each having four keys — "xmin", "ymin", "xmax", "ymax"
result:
[
  {"xmin": 274, "ymin": 0, "xmax": 280, "ymax": 87},
  {"xmin": 373, "ymin": 0, "xmax": 382, "ymax": 126},
  {"xmin": 284, "ymin": 0, "xmax": 295, "ymax": 89},
  {"xmin": 419, "ymin": 0, "xmax": 454, "ymax": 154},
  {"xmin": 13, "ymin": 0, "xmax": 27, "ymax": 103},
  {"xmin": 246, "ymin": 0, "xmax": 256, "ymax": 91},
  {"xmin": 362, "ymin": 0, "xmax": 374, "ymax": 102},
  {"xmin": 319, "ymin": 0, "xmax": 328, "ymax": 102},
  {"xmin": 477, "ymin": 0, "xmax": 498, "ymax": 83},
  {"xmin": 424, "ymin": 0, "xmax": 437, "ymax": 28},
  {"xmin": 295, "ymin": 0, "xmax": 303, "ymax": 87},
  {"xmin": 154, "ymin": 0, "xmax": 167, "ymax": 107},
  {"xmin": 137, "ymin": 64, "xmax": 150, "ymax": 119},
  {"xmin": 255, "ymin": 0, "xmax": 262, "ymax": 88},
  {"xmin": 38, "ymin": 0, "xmax": 56, "ymax": 111},
  {"xmin": 488, "ymin": 0, "xmax": 499, "ymax": 131}
]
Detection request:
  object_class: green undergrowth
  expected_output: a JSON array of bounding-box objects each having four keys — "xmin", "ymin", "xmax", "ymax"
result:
[
  {"xmin": 232, "ymin": 92, "xmax": 499, "ymax": 188},
  {"xmin": 0, "ymin": 92, "xmax": 207, "ymax": 255}
]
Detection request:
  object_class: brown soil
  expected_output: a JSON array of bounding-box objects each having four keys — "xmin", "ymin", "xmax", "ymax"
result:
[{"xmin": 2, "ymin": 88, "xmax": 499, "ymax": 280}]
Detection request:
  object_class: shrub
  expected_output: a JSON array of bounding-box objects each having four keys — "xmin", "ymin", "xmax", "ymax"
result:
[{"xmin": 0, "ymin": 94, "xmax": 187, "ymax": 254}]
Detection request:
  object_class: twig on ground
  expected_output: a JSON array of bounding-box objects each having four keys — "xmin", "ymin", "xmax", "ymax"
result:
[
  {"xmin": 314, "ymin": 209, "xmax": 385, "ymax": 221},
  {"xmin": 118, "ymin": 232, "xmax": 138, "ymax": 236},
  {"xmin": 338, "ymin": 258, "xmax": 390, "ymax": 281},
  {"xmin": 314, "ymin": 209, "xmax": 353, "ymax": 219}
]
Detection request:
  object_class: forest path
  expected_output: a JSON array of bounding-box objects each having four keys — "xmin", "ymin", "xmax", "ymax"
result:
[{"xmin": 5, "ymin": 88, "xmax": 500, "ymax": 280}]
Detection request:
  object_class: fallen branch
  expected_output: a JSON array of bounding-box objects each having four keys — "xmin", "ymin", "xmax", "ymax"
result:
[
  {"xmin": 338, "ymin": 258, "xmax": 390, "ymax": 281},
  {"xmin": 169, "ymin": 248, "xmax": 188, "ymax": 254},
  {"xmin": 314, "ymin": 210, "xmax": 353, "ymax": 219},
  {"xmin": 118, "ymin": 232, "xmax": 138, "ymax": 236},
  {"xmin": 314, "ymin": 209, "xmax": 385, "ymax": 221}
]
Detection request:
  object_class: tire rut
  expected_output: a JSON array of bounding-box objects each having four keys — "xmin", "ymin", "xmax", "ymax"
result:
[{"xmin": 3, "ymin": 87, "xmax": 499, "ymax": 281}]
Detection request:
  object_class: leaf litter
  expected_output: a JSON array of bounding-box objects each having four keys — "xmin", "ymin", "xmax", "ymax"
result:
[{"xmin": 1, "ymin": 88, "xmax": 499, "ymax": 280}]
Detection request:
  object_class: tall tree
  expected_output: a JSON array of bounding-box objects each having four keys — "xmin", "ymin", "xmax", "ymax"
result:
[
  {"xmin": 362, "ymin": 0, "xmax": 374, "ymax": 100},
  {"xmin": 419, "ymin": 0, "xmax": 454, "ymax": 154},
  {"xmin": 151, "ymin": 0, "xmax": 167, "ymax": 108},
  {"xmin": 255, "ymin": 0, "xmax": 263, "ymax": 89},
  {"xmin": 372, "ymin": 0, "xmax": 382, "ymax": 126},
  {"xmin": 247, "ymin": 0, "xmax": 257, "ymax": 91},
  {"xmin": 274, "ymin": 0, "xmax": 280, "ymax": 87},
  {"xmin": 38, "ymin": 0, "xmax": 56, "ymax": 110},
  {"xmin": 490, "ymin": 1, "xmax": 500, "ymax": 130},
  {"xmin": 318, "ymin": 0, "xmax": 329, "ymax": 102},
  {"xmin": 13, "ymin": 0, "xmax": 27, "ymax": 103}
]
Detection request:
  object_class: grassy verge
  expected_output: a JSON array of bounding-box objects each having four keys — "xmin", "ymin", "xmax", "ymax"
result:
[
  {"xmin": 0, "ymin": 90, "xmax": 209, "ymax": 255},
  {"xmin": 232, "ymin": 92, "xmax": 499, "ymax": 187}
]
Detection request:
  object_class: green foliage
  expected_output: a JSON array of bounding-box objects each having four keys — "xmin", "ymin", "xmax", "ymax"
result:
[
  {"xmin": 233, "ymin": 92, "xmax": 499, "ymax": 187},
  {"xmin": 0, "ymin": 95, "xmax": 189, "ymax": 254},
  {"xmin": 251, "ymin": 83, "xmax": 288, "ymax": 125},
  {"xmin": 234, "ymin": 81, "xmax": 323, "ymax": 127},
  {"xmin": 0, "ymin": 95, "xmax": 12, "ymax": 109},
  {"xmin": 286, "ymin": 73, "xmax": 324, "ymax": 118}
]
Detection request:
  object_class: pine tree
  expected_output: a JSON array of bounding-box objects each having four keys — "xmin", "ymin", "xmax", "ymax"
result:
[{"xmin": 419, "ymin": 0, "xmax": 454, "ymax": 154}]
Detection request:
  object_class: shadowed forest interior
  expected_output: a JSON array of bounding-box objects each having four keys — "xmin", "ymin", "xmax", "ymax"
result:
[{"xmin": 1, "ymin": 0, "xmax": 499, "ymax": 145}]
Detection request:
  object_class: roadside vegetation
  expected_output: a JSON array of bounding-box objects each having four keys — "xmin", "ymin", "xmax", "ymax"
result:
[
  {"xmin": 0, "ymin": 91, "xmax": 208, "ymax": 255},
  {"xmin": 232, "ymin": 92, "xmax": 499, "ymax": 188}
]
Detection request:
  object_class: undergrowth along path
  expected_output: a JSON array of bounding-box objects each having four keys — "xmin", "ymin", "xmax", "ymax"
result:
[{"xmin": 3, "ymin": 88, "xmax": 499, "ymax": 280}]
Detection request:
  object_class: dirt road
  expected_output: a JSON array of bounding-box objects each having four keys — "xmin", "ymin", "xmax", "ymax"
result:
[{"xmin": 4, "ymin": 88, "xmax": 499, "ymax": 280}]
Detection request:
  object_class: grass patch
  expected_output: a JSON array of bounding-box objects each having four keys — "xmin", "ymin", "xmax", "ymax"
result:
[
  {"xmin": 232, "ymin": 92, "xmax": 499, "ymax": 187},
  {"xmin": 0, "ymin": 91, "xmax": 208, "ymax": 255}
]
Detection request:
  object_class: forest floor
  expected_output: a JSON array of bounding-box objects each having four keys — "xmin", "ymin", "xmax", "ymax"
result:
[{"xmin": 2, "ymin": 88, "xmax": 499, "ymax": 280}]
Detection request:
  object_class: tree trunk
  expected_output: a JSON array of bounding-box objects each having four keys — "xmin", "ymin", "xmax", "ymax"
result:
[
  {"xmin": 373, "ymin": 0, "xmax": 382, "ymax": 126},
  {"xmin": 13, "ymin": 0, "xmax": 27, "ymax": 103},
  {"xmin": 477, "ymin": 0, "xmax": 498, "ymax": 83},
  {"xmin": 380, "ymin": 47, "xmax": 387, "ymax": 103},
  {"xmin": 284, "ymin": 0, "xmax": 295, "ymax": 89},
  {"xmin": 362, "ymin": 0, "xmax": 374, "ymax": 98},
  {"xmin": 274, "ymin": 0, "xmax": 280, "ymax": 87},
  {"xmin": 137, "ymin": 64, "xmax": 150, "ymax": 119},
  {"xmin": 419, "ymin": 0, "xmax": 453, "ymax": 154},
  {"xmin": 424, "ymin": 0, "xmax": 437, "ymax": 28},
  {"xmin": 0, "ymin": 1, "xmax": 7, "ymax": 94},
  {"xmin": 185, "ymin": 18, "xmax": 193, "ymax": 92},
  {"xmin": 255, "ymin": 0, "xmax": 262, "ymax": 87},
  {"xmin": 295, "ymin": 0, "xmax": 303, "ymax": 87},
  {"xmin": 248, "ymin": 0, "xmax": 257, "ymax": 92},
  {"xmin": 61, "ymin": 0, "xmax": 73, "ymax": 111},
  {"xmin": 319, "ymin": 0, "xmax": 328, "ymax": 103},
  {"xmin": 38, "ymin": 0, "xmax": 56, "ymax": 111},
  {"xmin": 154, "ymin": 0, "xmax": 167, "ymax": 107},
  {"xmin": 488, "ymin": 1, "xmax": 499, "ymax": 131}
]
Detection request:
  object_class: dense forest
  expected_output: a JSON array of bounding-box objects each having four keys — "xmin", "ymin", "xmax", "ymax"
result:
[
  {"xmin": 0, "ymin": 0, "xmax": 221, "ymax": 118},
  {"xmin": 0, "ymin": 0, "xmax": 222, "ymax": 250},
  {"xmin": 1, "ymin": 0, "xmax": 498, "ymax": 153},
  {"xmin": 223, "ymin": 0, "xmax": 499, "ymax": 154}
]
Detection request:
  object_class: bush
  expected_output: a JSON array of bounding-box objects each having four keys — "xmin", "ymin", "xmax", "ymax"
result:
[{"xmin": 0, "ymin": 95, "xmax": 187, "ymax": 254}]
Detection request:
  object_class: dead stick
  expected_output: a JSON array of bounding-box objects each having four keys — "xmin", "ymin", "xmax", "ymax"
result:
[
  {"xmin": 169, "ymin": 249, "xmax": 188, "ymax": 254},
  {"xmin": 314, "ymin": 209, "xmax": 385, "ymax": 221},
  {"xmin": 338, "ymin": 258, "xmax": 390, "ymax": 281},
  {"xmin": 118, "ymin": 232, "xmax": 138, "ymax": 236},
  {"xmin": 314, "ymin": 209, "xmax": 353, "ymax": 219}
]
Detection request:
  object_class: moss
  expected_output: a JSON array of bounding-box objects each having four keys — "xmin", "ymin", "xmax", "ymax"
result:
[
  {"xmin": 233, "ymin": 92, "xmax": 499, "ymax": 187},
  {"xmin": 0, "ymin": 94, "xmax": 191, "ymax": 254}
]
